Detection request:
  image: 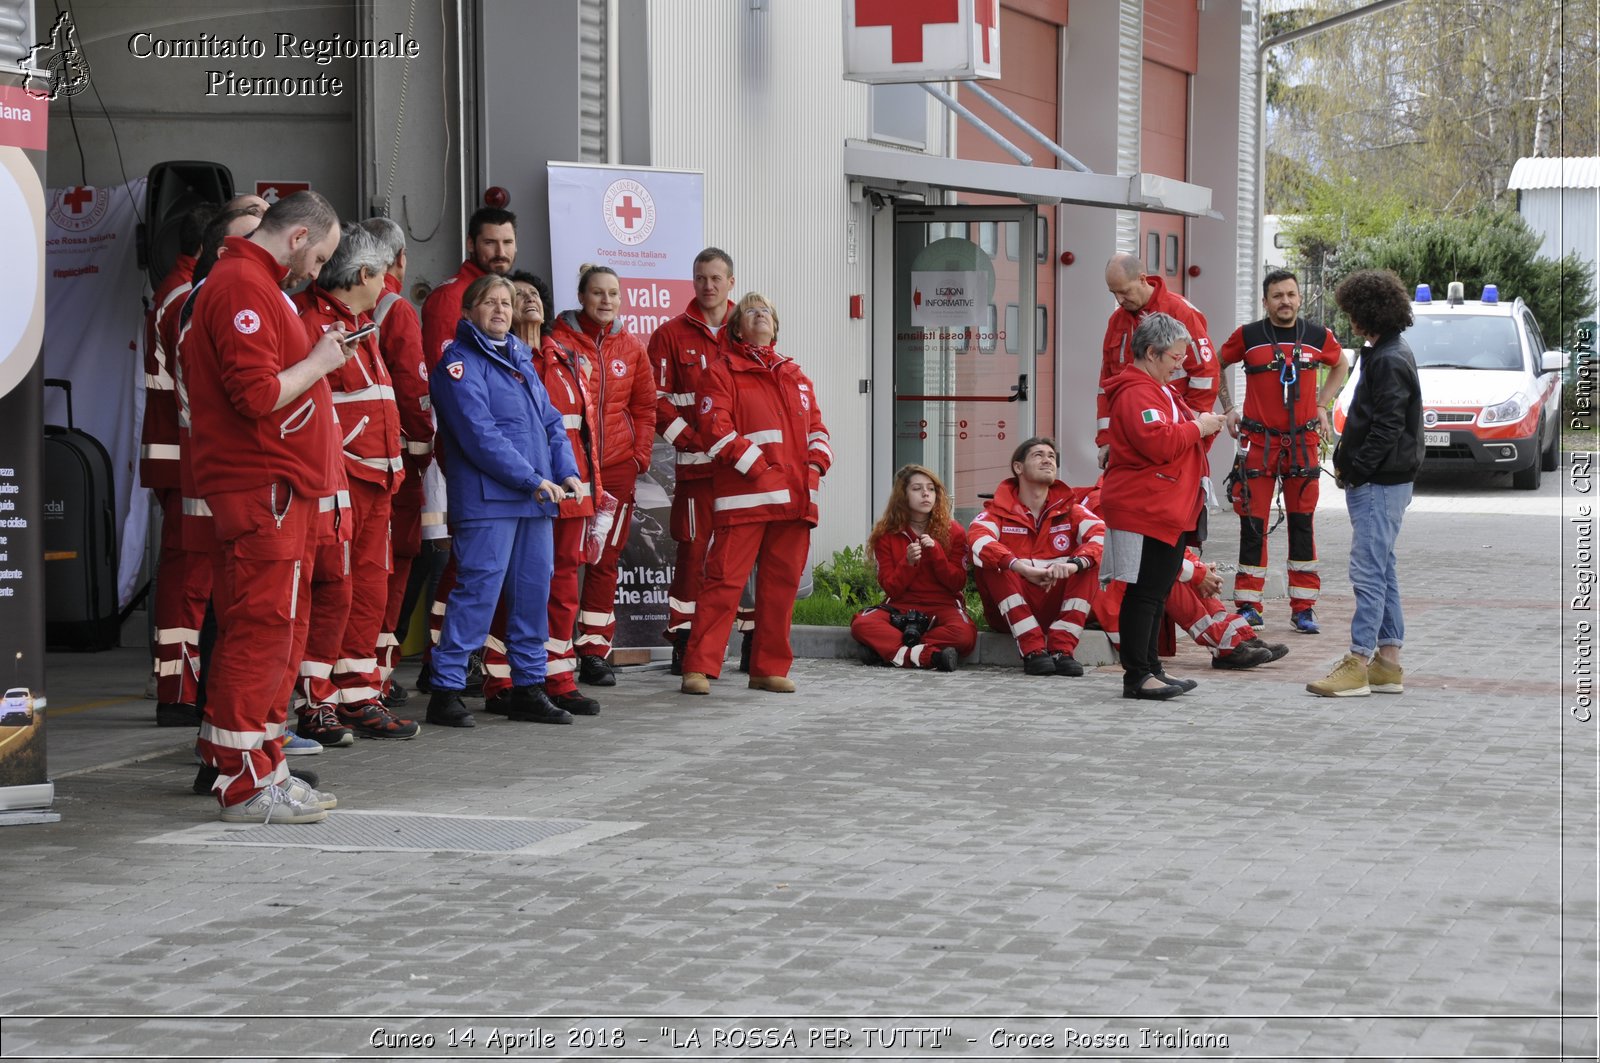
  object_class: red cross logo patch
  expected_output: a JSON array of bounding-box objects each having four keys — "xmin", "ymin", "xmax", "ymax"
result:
[
  {"xmin": 1052, "ymin": 533, "xmax": 1070, "ymax": 552},
  {"xmin": 800, "ymin": 393, "xmax": 811, "ymax": 411},
  {"xmin": 233, "ymin": 309, "xmax": 260, "ymax": 334},
  {"xmin": 610, "ymin": 358, "xmax": 626, "ymax": 378},
  {"xmin": 699, "ymin": 396, "xmax": 713, "ymax": 415},
  {"xmin": 446, "ymin": 361, "xmax": 464, "ymax": 380}
]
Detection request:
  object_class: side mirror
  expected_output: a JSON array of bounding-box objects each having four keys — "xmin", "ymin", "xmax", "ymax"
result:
[{"xmin": 1541, "ymin": 349, "xmax": 1568, "ymax": 374}]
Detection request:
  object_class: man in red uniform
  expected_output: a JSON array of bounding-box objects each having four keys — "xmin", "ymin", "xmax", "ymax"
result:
[
  {"xmin": 1098, "ymin": 253, "xmax": 1218, "ymax": 467},
  {"xmin": 360, "ymin": 217, "xmax": 435, "ymax": 707},
  {"xmin": 1217, "ymin": 269, "xmax": 1349, "ymax": 634},
  {"xmin": 293, "ymin": 224, "xmax": 418, "ymax": 744},
  {"xmin": 969, "ymin": 437, "xmax": 1104, "ymax": 676},
  {"xmin": 419, "ymin": 207, "xmax": 517, "ymax": 368},
  {"xmin": 186, "ymin": 191, "xmax": 347, "ymax": 824},
  {"xmin": 649, "ymin": 247, "xmax": 735, "ymax": 674},
  {"xmin": 144, "ymin": 204, "xmax": 214, "ymax": 727}
]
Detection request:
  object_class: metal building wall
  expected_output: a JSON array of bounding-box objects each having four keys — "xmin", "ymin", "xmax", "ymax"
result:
[
  {"xmin": 644, "ymin": 0, "xmax": 874, "ymax": 562},
  {"xmin": 1519, "ymin": 188, "xmax": 1598, "ymax": 269}
]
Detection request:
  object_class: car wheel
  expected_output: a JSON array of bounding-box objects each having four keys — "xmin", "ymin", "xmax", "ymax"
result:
[
  {"xmin": 1513, "ymin": 451, "xmax": 1543, "ymax": 490},
  {"xmin": 1540, "ymin": 417, "xmax": 1560, "ymax": 472}
]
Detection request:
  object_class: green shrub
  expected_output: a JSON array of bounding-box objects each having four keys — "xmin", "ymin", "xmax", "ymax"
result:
[{"xmin": 792, "ymin": 544, "xmax": 991, "ymax": 631}]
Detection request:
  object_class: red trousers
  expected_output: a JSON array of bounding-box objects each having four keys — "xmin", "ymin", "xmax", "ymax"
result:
[
  {"xmin": 1231, "ymin": 437, "xmax": 1321, "ymax": 615},
  {"xmin": 850, "ymin": 602, "xmax": 976, "ymax": 667},
  {"xmin": 197, "ymin": 482, "xmax": 317, "ymax": 807},
  {"xmin": 1096, "ymin": 578, "xmax": 1257, "ymax": 658},
  {"xmin": 576, "ymin": 462, "xmax": 636, "ymax": 658},
  {"xmin": 377, "ymin": 473, "xmax": 424, "ymax": 691},
  {"xmin": 682, "ymin": 520, "xmax": 809, "ymax": 679},
  {"xmin": 328, "ymin": 480, "xmax": 392, "ymax": 707},
  {"xmin": 973, "ymin": 564, "xmax": 1098, "ymax": 658},
  {"xmin": 151, "ymin": 487, "xmax": 212, "ymax": 707},
  {"xmin": 665, "ymin": 478, "xmax": 712, "ymax": 640}
]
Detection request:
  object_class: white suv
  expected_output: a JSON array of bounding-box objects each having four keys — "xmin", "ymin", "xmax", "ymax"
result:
[{"xmin": 1334, "ymin": 283, "xmax": 1565, "ymax": 489}]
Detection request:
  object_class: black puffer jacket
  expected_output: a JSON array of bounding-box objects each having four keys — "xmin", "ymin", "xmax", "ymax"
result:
[{"xmin": 1333, "ymin": 332, "xmax": 1425, "ymax": 487}]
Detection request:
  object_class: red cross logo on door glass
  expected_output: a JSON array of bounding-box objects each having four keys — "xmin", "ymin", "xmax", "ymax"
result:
[{"xmin": 854, "ymin": 0, "xmax": 960, "ymax": 64}]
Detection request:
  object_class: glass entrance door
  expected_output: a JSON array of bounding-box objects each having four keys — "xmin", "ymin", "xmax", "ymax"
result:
[{"xmin": 891, "ymin": 205, "xmax": 1037, "ymax": 523}]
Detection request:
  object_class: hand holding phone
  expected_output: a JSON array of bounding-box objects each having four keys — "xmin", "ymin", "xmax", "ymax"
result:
[{"xmin": 341, "ymin": 322, "xmax": 378, "ymax": 345}]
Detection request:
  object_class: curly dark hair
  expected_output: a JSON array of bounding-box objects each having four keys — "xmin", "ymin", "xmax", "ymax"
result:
[{"xmin": 1334, "ymin": 269, "xmax": 1413, "ymax": 338}]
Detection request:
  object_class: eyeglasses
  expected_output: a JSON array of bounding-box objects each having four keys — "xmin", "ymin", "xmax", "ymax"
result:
[{"xmin": 742, "ymin": 306, "xmax": 774, "ymax": 318}]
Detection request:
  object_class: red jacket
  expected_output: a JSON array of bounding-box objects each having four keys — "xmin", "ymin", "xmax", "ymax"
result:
[
  {"xmin": 969, "ymin": 479, "xmax": 1105, "ymax": 573},
  {"xmin": 294, "ymin": 285, "xmax": 404, "ymax": 491},
  {"xmin": 186, "ymin": 236, "xmax": 342, "ymax": 499},
  {"xmin": 140, "ymin": 254, "xmax": 195, "ymax": 489},
  {"xmin": 419, "ymin": 258, "xmax": 486, "ymax": 369},
  {"xmin": 700, "ymin": 342, "xmax": 832, "ymax": 528},
  {"xmin": 375, "ymin": 274, "xmax": 435, "ymax": 470},
  {"xmin": 545, "ymin": 310, "xmax": 654, "ymax": 475},
  {"xmin": 1098, "ymin": 275, "xmax": 1216, "ymax": 446},
  {"xmin": 873, "ymin": 521, "xmax": 970, "ymax": 610},
  {"xmin": 535, "ymin": 334, "xmax": 603, "ymax": 518},
  {"xmin": 1098, "ymin": 362, "xmax": 1207, "ymax": 545},
  {"xmin": 648, "ymin": 300, "xmax": 731, "ymax": 483}
]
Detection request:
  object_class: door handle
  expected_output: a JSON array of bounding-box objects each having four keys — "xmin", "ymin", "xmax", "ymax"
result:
[{"xmin": 1008, "ymin": 373, "xmax": 1029, "ymax": 402}]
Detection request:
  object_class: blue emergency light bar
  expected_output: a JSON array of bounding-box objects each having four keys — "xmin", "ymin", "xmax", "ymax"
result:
[
  {"xmin": 1414, "ymin": 283, "xmax": 1432, "ymax": 303},
  {"xmin": 1481, "ymin": 284, "xmax": 1499, "ymax": 304}
]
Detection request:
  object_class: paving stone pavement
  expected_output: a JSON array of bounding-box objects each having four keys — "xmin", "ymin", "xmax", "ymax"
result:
[{"xmin": 0, "ymin": 469, "xmax": 1593, "ymax": 1061}]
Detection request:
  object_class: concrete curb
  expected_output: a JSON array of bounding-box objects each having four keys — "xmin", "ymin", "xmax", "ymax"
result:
[{"xmin": 788, "ymin": 623, "xmax": 1118, "ymax": 668}]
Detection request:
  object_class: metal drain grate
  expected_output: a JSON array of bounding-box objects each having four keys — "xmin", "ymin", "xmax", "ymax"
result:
[{"xmin": 141, "ymin": 810, "xmax": 643, "ymax": 855}]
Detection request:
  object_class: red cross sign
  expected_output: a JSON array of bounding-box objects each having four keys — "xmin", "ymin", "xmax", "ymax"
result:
[
  {"xmin": 854, "ymin": 0, "xmax": 959, "ymax": 64},
  {"xmin": 62, "ymin": 186, "xmax": 92, "ymax": 214},
  {"xmin": 613, "ymin": 195, "xmax": 644, "ymax": 230},
  {"xmin": 845, "ymin": 0, "xmax": 1001, "ymax": 84}
]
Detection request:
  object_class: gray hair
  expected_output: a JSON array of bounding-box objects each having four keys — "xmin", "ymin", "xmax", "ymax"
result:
[
  {"xmin": 360, "ymin": 216, "xmax": 405, "ymax": 267},
  {"xmin": 1129, "ymin": 311, "xmax": 1191, "ymax": 362},
  {"xmin": 317, "ymin": 223, "xmax": 389, "ymax": 291}
]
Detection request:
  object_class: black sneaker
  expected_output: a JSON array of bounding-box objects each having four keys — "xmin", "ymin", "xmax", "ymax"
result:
[
  {"xmin": 738, "ymin": 631, "xmax": 752, "ymax": 673},
  {"xmin": 1211, "ymin": 643, "xmax": 1275, "ymax": 670},
  {"xmin": 504, "ymin": 684, "xmax": 573, "ymax": 724},
  {"xmin": 934, "ymin": 646, "xmax": 960, "ymax": 672},
  {"xmin": 669, "ymin": 630, "xmax": 689, "ymax": 677},
  {"xmin": 1241, "ymin": 637, "xmax": 1290, "ymax": 663},
  {"xmin": 383, "ymin": 681, "xmax": 409, "ymax": 709},
  {"xmin": 549, "ymin": 690, "xmax": 600, "ymax": 716},
  {"xmin": 336, "ymin": 699, "xmax": 421, "ymax": 740},
  {"xmin": 298, "ymin": 703, "xmax": 355, "ymax": 747},
  {"xmin": 425, "ymin": 689, "xmax": 476, "ymax": 728},
  {"xmin": 1023, "ymin": 651, "xmax": 1056, "ymax": 676},
  {"xmin": 1053, "ymin": 653, "xmax": 1084, "ymax": 677},
  {"xmin": 577, "ymin": 655, "xmax": 616, "ymax": 687},
  {"xmin": 156, "ymin": 702, "xmax": 202, "ymax": 728}
]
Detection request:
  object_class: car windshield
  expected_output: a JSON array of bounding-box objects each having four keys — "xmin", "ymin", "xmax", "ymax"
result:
[{"xmin": 1406, "ymin": 314, "xmax": 1523, "ymax": 370}]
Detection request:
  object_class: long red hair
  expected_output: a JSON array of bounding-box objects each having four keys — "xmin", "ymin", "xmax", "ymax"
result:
[{"xmin": 867, "ymin": 464, "xmax": 953, "ymax": 562}]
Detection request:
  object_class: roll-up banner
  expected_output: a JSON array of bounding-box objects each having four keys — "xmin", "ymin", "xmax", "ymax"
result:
[
  {"xmin": 0, "ymin": 134, "xmax": 54, "ymax": 815},
  {"xmin": 547, "ymin": 163, "xmax": 704, "ymax": 652}
]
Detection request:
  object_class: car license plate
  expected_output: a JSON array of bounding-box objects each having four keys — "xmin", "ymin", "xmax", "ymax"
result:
[{"xmin": 1424, "ymin": 431, "xmax": 1450, "ymax": 447}]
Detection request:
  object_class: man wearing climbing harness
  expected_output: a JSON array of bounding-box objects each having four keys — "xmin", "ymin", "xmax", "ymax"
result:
[{"xmin": 1217, "ymin": 269, "xmax": 1349, "ymax": 634}]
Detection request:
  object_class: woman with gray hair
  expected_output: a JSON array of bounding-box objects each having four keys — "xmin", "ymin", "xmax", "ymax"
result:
[
  {"xmin": 291, "ymin": 222, "xmax": 418, "ymax": 744},
  {"xmin": 1097, "ymin": 311, "xmax": 1226, "ymax": 700}
]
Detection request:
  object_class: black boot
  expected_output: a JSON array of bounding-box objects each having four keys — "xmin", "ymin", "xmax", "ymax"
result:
[
  {"xmin": 425, "ymin": 688, "xmax": 476, "ymax": 728},
  {"xmin": 549, "ymin": 689, "xmax": 600, "ymax": 716},
  {"xmin": 505, "ymin": 684, "xmax": 573, "ymax": 724},
  {"xmin": 578, "ymin": 655, "xmax": 616, "ymax": 687},
  {"xmin": 669, "ymin": 630, "xmax": 689, "ymax": 677},
  {"xmin": 737, "ymin": 631, "xmax": 752, "ymax": 673},
  {"xmin": 157, "ymin": 702, "xmax": 202, "ymax": 728}
]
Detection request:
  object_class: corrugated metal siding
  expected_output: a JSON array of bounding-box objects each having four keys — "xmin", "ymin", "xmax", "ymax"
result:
[
  {"xmin": 579, "ymin": 0, "xmax": 607, "ymax": 163},
  {"xmin": 1236, "ymin": 0, "xmax": 1260, "ymax": 328},
  {"xmin": 646, "ymin": 0, "xmax": 873, "ymax": 563},
  {"xmin": 1519, "ymin": 187, "xmax": 1599, "ymax": 265},
  {"xmin": 1115, "ymin": 0, "xmax": 1143, "ymax": 253},
  {"xmin": 1509, "ymin": 156, "xmax": 1600, "ymax": 190}
]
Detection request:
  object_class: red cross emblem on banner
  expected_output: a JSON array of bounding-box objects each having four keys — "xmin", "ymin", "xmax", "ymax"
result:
[
  {"xmin": 855, "ymin": 0, "xmax": 960, "ymax": 64},
  {"xmin": 62, "ymin": 186, "xmax": 92, "ymax": 214},
  {"xmin": 613, "ymin": 195, "xmax": 643, "ymax": 230}
]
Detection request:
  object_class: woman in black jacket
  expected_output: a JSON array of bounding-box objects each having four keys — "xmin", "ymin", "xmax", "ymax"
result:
[{"xmin": 1308, "ymin": 269, "xmax": 1424, "ymax": 698}]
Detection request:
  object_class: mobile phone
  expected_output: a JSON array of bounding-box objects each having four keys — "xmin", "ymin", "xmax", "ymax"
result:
[{"xmin": 341, "ymin": 322, "xmax": 378, "ymax": 344}]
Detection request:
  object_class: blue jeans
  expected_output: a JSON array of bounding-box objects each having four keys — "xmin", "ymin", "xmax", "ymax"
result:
[{"xmin": 1344, "ymin": 481, "xmax": 1412, "ymax": 657}]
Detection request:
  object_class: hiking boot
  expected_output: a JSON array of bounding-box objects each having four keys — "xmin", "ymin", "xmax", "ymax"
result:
[
  {"xmin": 1023, "ymin": 651, "xmax": 1056, "ymax": 676},
  {"xmin": 156, "ymin": 702, "xmax": 202, "ymax": 728},
  {"xmin": 748, "ymin": 675, "xmax": 796, "ymax": 693},
  {"xmin": 283, "ymin": 776, "xmax": 337, "ymax": 811},
  {"xmin": 669, "ymin": 630, "xmax": 689, "ymax": 677},
  {"xmin": 464, "ymin": 650, "xmax": 486, "ymax": 698},
  {"xmin": 578, "ymin": 655, "xmax": 616, "ymax": 687},
  {"xmin": 1307, "ymin": 653, "xmax": 1371, "ymax": 697},
  {"xmin": 483, "ymin": 691, "xmax": 512, "ymax": 716},
  {"xmin": 1239, "ymin": 605, "xmax": 1264, "ymax": 629},
  {"xmin": 337, "ymin": 699, "xmax": 421, "ymax": 739},
  {"xmin": 219, "ymin": 783, "xmax": 327, "ymax": 825},
  {"xmin": 298, "ymin": 703, "xmax": 355, "ymax": 748},
  {"xmin": 934, "ymin": 646, "xmax": 961, "ymax": 672},
  {"xmin": 1211, "ymin": 643, "xmax": 1275, "ymax": 670},
  {"xmin": 1368, "ymin": 656, "xmax": 1404, "ymax": 694},
  {"xmin": 424, "ymin": 689, "xmax": 475, "ymax": 728},
  {"xmin": 738, "ymin": 631, "xmax": 752, "ymax": 673},
  {"xmin": 1053, "ymin": 653, "xmax": 1084, "ymax": 677},
  {"xmin": 1292, "ymin": 608, "xmax": 1321, "ymax": 635},
  {"xmin": 280, "ymin": 730, "xmax": 324, "ymax": 756},
  {"xmin": 1241, "ymin": 637, "xmax": 1290, "ymax": 663},
  {"xmin": 550, "ymin": 689, "xmax": 601, "ymax": 716},
  {"xmin": 681, "ymin": 671, "xmax": 711, "ymax": 695},
  {"xmin": 504, "ymin": 684, "xmax": 573, "ymax": 724},
  {"xmin": 382, "ymin": 681, "xmax": 409, "ymax": 709}
]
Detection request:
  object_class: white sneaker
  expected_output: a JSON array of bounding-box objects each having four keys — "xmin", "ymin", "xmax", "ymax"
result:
[
  {"xmin": 219, "ymin": 783, "xmax": 328, "ymax": 824},
  {"xmin": 284, "ymin": 776, "xmax": 338, "ymax": 810}
]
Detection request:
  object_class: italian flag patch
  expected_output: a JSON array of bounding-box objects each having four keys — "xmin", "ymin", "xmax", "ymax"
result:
[{"xmin": 1141, "ymin": 408, "xmax": 1163, "ymax": 423}]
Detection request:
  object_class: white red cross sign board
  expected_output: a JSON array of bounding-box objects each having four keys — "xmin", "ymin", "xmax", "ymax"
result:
[
  {"xmin": 255, "ymin": 180, "xmax": 311, "ymax": 204},
  {"xmin": 843, "ymin": 0, "xmax": 1001, "ymax": 84}
]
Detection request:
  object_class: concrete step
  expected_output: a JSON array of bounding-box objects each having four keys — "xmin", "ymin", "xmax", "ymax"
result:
[{"xmin": 789, "ymin": 623, "xmax": 1117, "ymax": 668}]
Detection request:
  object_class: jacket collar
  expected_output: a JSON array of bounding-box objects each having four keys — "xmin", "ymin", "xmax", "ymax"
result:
[
  {"xmin": 989, "ymin": 477, "xmax": 1073, "ymax": 522},
  {"xmin": 684, "ymin": 299, "xmax": 734, "ymax": 337},
  {"xmin": 225, "ymin": 235, "xmax": 290, "ymax": 286},
  {"xmin": 453, "ymin": 318, "xmax": 528, "ymax": 374}
]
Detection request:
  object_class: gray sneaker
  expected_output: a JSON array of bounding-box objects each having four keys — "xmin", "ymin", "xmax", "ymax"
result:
[
  {"xmin": 219, "ymin": 783, "xmax": 329, "ymax": 824},
  {"xmin": 283, "ymin": 776, "xmax": 338, "ymax": 811}
]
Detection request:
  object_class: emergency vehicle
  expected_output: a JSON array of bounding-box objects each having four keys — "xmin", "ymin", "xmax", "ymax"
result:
[{"xmin": 1334, "ymin": 282, "xmax": 1566, "ymax": 489}]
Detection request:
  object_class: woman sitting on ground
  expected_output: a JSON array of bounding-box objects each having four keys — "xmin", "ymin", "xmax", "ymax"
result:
[{"xmin": 851, "ymin": 464, "xmax": 977, "ymax": 671}]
